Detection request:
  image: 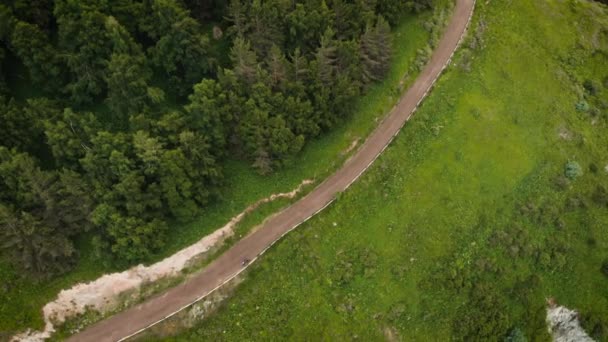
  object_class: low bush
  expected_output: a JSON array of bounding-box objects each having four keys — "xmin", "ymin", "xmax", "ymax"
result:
[
  {"xmin": 505, "ymin": 327, "xmax": 527, "ymax": 342},
  {"xmin": 453, "ymin": 283, "xmax": 511, "ymax": 341},
  {"xmin": 564, "ymin": 161, "xmax": 583, "ymax": 180},
  {"xmin": 591, "ymin": 185, "xmax": 608, "ymax": 207},
  {"xmin": 575, "ymin": 101, "xmax": 590, "ymax": 112},
  {"xmin": 601, "ymin": 259, "xmax": 608, "ymax": 278},
  {"xmin": 583, "ymin": 79, "xmax": 600, "ymax": 95}
]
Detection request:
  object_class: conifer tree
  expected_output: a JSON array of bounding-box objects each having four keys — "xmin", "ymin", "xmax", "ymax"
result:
[
  {"xmin": 231, "ymin": 37, "xmax": 258, "ymax": 85},
  {"xmin": 360, "ymin": 16, "xmax": 391, "ymax": 84},
  {"xmin": 316, "ymin": 27, "xmax": 338, "ymax": 85}
]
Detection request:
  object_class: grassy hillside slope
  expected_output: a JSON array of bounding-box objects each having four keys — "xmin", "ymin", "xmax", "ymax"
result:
[{"xmin": 158, "ymin": 0, "xmax": 608, "ymax": 340}]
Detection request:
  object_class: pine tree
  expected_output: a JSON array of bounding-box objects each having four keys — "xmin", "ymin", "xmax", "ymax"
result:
[
  {"xmin": 9, "ymin": 21, "xmax": 64, "ymax": 92},
  {"xmin": 247, "ymin": 0, "xmax": 284, "ymax": 58},
  {"xmin": 0, "ymin": 147, "xmax": 91, "ymax": 277},
  {"xmin": 316, "ymin": 27, "xmax": 338, "ymax": 85},
  {"xmin": 360, "ymin": 16, "xmax": 391, "ymax": 84},
  {"xmin": 230, "ymin": 36, "xmax": 258, "ymax": 85},
  {"xmin": 289, "ymin": 47, "xmax": 309, "ymax": 83},
  {"xmin": 55, "ymin": 0, "xmax": 114, "ymax": 104},
  {"xmin": 105, "ymin": 53, "xmax": 162, "ymax": 124},
  {"xmin": 150, "ymin": 16, "xmax": 212, "ymax": 96},
  {"xmin": 225, "ymin": 0, "xmax": 249, "ymax": 37},
  {"xmin": 44, "ymin": 108, "xmax": 99, "ymax": 169},
  {"xmin": 267, "ymin": 44, "xmax": 288, "ymax": 89}
]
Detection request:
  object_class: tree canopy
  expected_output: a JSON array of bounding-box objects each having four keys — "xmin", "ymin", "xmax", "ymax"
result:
[{"xmin": 0, "ymin": 0, "xmax": 433, "ymax": 277}]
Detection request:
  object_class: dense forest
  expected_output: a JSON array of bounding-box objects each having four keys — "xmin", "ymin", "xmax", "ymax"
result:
[{"xmin": 0, "ymin": 0, "xmax": 433, "ymax": 277}]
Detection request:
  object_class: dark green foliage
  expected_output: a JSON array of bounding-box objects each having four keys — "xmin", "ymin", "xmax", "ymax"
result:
[
  {"xmin": 244, "ymin": 0, "xmax": 285, "ymax": 58},
  {"xmin": 564, "ymin": 160, "xmax": 582, "ymax": 180},
  {"xmin": 78, "ymin": 116, "xmax": 224, "ymax": 259},
  {"xmin": 602, "ymin": 259, "xmax": 608, "ymax": 278},
  {"xmin": 236, "ymin": 82, "xmax": 305, "ymax": 174},
  {"xmin": 505, "ymin": 327, "xmax": 527, "ymax": 342},
  {"xmin": 143, "ymin": 0, "xmax": 213, "ymax": 96},
  {"xmin": 406, "ymin": 0, "xmax": 434, "ymax": 13},
  {"xmin": 6, "ymin": 0, "xmax": 54, "ymax": 30},
  {"xmin": 0, "ymin": 98, "xmax": 32, "ymax": 151},
  {"xmin": 376, "ymin": 0, "xmax": 409, "ymax": 25},
  {"xmin": 0, "ymin": 47, "xmax": 6, "ymax": 95},
  {"xmin": 0, "ymin": 148, "xmax": 92, "ymax": 276},
  {"xmin": 0, "ymin": 97, "xmax": 57, "ymax": 153},
  {"xmin": 230, "ymin": 36, "xmax": 258, "ymax": 85},
  {"xmin": 583, "ymin": 79, "xmax": 600, "ymax": 95},
  {"xmin": 589, "ymin": 162, "xmax": 598, "ymax": 174},
  {"xmin": 331, "ymin": 0, "xmax": 374, "ymax": 40},
  {"xmin": 591, "ymin": 185, "xmax": 608, "ymax": 207},
  {"xmin": 8, "ymin": 21, "xmax": 64, "ymax": 92},
  {"xmin": 360, "ymin": 16, "xmax": 392, "ymax": 84},
  {"xmin": 0, "ymin": 206, "xmax": 76, "ymax": 276},
  {"xmin": 54, "ymin": 0, "xmax": 114, "ymax": 104},
  {"xmin": 91, "ymin": 204, "xmax": 167, "ymax": 262},
  {"xmin": 106, "ymin": 53, "xmax": 150, "ymax": 121},
  {"xmin": 575, "ymin": 100, "xmax": 590, "ymax": 112},
  {"xmin": 454, "ymin": 283, "xmax": 511, "ymax": 341},
  {"xmin": 44, "ymin": 108, "xmax": 99, "ymax": 169},
  {"xmin": 580, "ymin": 312, "xmax": 608, "ymax": 340},
  {"xmin": 330, "ymin": 247, "xmax": 378, "ymax": 287},
  {"xmin": 181, "ymin": 0, "xmax": 226, "ymax": 21},
  {"xmin": 315, "ymin": 28, "xmax": 339, "ymax": 86},
  {"xmin": 0, "ymin": 0, "xmax": 409, "ymax": 273}
]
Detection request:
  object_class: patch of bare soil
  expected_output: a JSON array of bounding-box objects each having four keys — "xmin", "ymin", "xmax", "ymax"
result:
[{"xmin": 342, "ymin": 138, "xmax": 360, "ymax": 156}]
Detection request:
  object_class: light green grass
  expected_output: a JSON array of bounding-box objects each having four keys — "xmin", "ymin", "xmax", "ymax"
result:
[
  {"xmin": 156, "ymin": 0, "xmax": 608, "ymax": 340},
  {"xmin": 0, "ymin": 9, "xmax": 439, "ymax": 336}
]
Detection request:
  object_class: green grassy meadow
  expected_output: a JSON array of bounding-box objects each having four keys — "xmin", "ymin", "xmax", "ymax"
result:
[
  {"xmin": 0, "ymin": 7, "xmax": 443, "ymax": 336},
  {"xmin": 156, "ymin": 0, "xmax": 608, "ymax": 340}
]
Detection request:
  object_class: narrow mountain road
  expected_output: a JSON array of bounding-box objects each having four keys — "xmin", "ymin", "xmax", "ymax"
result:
[{"xmin": 68, "ymin": 0, "xmax": 475, "ymax": 340}]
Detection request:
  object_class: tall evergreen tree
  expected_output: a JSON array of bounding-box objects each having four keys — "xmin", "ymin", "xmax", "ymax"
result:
[
  {"xmin": 55, "ymin": 0, "xmax": 114, "ymax": 104},
  {"xmin": 0, "ymin": 147, "xmax": 91, "ymax": 276},
  {"xmin": 267, "ymin": 44, "xmax": 288, "ymax": 89},
  {"xmin": 9, "ymin": 21, "xmax": 64, "ymax": 92},
  {"xmin": 230, "ymin": 36, "xmax": 258, "ymax": 85},
  {"xmin": 144, "ymin": 0, "xmax": 212, "ymax": 96},
  {"xmin": 44, "ymin": 108, "xmax": 100, "ymax": 169},
  {"xmin": 315, "ymin": 27, "xmax": 338, "ymax": 86},
  {"xmin": 360, "ymin": 16, "xmax": 391, "ymax": 84},
  {"xmin": 225, "ymin": 0, "xmax": 248, "ymax": 37}
]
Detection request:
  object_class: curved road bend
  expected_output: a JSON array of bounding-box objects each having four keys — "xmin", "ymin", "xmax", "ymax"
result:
[{"xmin": 68, "ymin": 0, "xmax": 475, "ymax": 340}]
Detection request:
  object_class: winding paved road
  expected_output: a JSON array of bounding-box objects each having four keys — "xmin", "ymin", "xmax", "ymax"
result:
[{"xmin": 68, "ymin": 0, "xmax": 475, "ymax": 340}]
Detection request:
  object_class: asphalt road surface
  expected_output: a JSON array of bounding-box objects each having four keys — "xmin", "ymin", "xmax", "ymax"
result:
[{"xmin": 68, "ymin": 0, "xmax": 475, "ymax": 340}]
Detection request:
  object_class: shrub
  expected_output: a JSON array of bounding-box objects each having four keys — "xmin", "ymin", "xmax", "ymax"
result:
[
  {"xmin": 589, "ymin": 163, "xmax": 599, "ymax": 174},
  {"xmin": 505, "ymin": 327, "xmax": 527, "ymax": 342},
  {"xmin": 580, "ymin": 312, "xmax": 607, "ymax": 341},
  {"xmin": 575, "ymin": 101, "xmax": 590, "ymax": 112},
  {"xmin": 454, "ymin": 283, "xmax": 511, "ymax": 341},
  {"xmin": 592, "ymin": 185, "xmax": 608, "ymax": 207},
  {"xmin": 602, "ymin": 259, "xmax": 608, "ymax": 278},
  {"xmin": 564, "ymin": 161, "xmax": 583, "ymax": 180},
  {"xmin": 565, "ymin": 195, "xmax": 587, "ymax": 210},
  {"xmin": 583, "ymin": 79, "xmax": 600, "ymax": 95},
  {"xmin": 589, "ymin": 107, "xmax": 600, "ymax": 117},
  {"xmin": 552, "ymin": 176, "xmax": 569, "ymax": 191}
]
